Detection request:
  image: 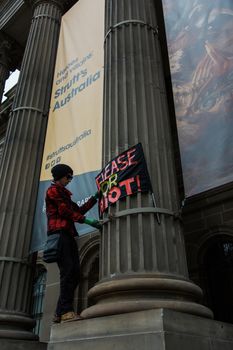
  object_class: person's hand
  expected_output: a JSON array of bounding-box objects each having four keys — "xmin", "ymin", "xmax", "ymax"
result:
[
  {"xmin": 84, "ymin": 217, "xmax": 102, "ymax": 229},
  {"xmin": 91, "ymin": 219, "xmax": 102, "ymax": 229}
]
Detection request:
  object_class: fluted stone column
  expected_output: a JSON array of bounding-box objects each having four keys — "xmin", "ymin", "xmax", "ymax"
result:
[
  {"xmin": 82, "ymin": 0, "xmax": 212, "ymax": 320},
  {"xmin": 0, "ymin": 33, "xmax": 11, "ymax": 102},
  {"xmin": 0, "ymin": 0, "xmax": 65, "ymax": 341}
]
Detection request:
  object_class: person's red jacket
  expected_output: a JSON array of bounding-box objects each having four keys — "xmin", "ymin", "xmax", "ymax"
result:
[{"xmin": 46, "ymin": 182, "xmax": 97, "ymax": 236}]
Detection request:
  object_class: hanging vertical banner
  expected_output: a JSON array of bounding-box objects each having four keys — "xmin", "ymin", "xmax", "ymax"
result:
[
  {"xmin": 162, "ymin": 0, "xmax": 233, "ymax": 197},
  {"xmin": 96, "ymin": 143, "xmax": 152, "ymax": 214},
  {"xmin": 31, "ymin": 0, "xmax": 105, "ymax": 252}
]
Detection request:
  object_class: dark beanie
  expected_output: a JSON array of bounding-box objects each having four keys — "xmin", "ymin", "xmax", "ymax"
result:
[{"xmin": 51, "ymin": 164, "xmax": 73, "ymax": 181}]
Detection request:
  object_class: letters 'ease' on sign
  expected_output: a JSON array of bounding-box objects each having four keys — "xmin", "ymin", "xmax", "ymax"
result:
[{"xmin": 95, "ymin": 143, "xmax": 152, "ymax": 214}]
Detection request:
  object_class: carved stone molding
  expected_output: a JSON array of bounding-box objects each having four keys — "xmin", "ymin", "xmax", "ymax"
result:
[{"xmin": 0, "ymin": 1, "xmax": 24, "ymax": 31}]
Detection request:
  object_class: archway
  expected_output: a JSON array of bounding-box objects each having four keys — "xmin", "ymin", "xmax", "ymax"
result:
[
  {"xmin": 77, "ymin": 235, "xmax": 100, "ymax": 312},
  {"xmin": 32, "ymin": 264, "xmax": 47, "ymax": 335},
  {"xmin": 200, "ymin": 236, "xmax": 233, "ymax": 323}
]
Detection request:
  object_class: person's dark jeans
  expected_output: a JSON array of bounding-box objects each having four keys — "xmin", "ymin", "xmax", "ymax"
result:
[{"xmin": 55, "ymin": 231, "xmax": 80, "ymax": 316}]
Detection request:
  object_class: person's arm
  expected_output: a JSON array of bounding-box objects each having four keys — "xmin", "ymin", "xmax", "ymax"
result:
[
  {"xmin": 48, "ymin": 187, "xmax": 85, "ymax": 223},
  {"xmin": 73, "ymin": 192, "xmax": 102, "ymax": 229},
  {"xmin": 76, "ymin": 195, "xmax": 97, "ymax": 215}
]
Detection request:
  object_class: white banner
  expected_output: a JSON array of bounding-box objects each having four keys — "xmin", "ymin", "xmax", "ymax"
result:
[{"xmin": 31, "ymin": 0, "xmax": 105, "ymax": 252}]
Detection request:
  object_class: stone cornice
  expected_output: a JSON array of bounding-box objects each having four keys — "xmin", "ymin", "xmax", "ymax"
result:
[{"xmin": 0, "ymin": 0, "xmax": 24, "ymax": 30}]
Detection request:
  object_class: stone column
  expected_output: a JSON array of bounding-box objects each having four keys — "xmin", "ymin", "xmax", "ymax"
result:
[
  {"xmin": 0, "ymin": 0, "xmax": 65, "ymax": 341},
  {"xmin": 82, "ymin": 0, "xmax": 212, "ymax": 320},
  {"xmin": 0, "ymin": 33, "xmax": 11, "ymax": 102}
]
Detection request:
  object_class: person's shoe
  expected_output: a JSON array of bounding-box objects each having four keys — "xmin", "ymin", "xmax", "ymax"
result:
[
  {"xmin": 61, "ymin": 311, "xmax": 82, "ymax": 322},
  {"xmin": 52, "ymin": 314, "xmax": 61, "ymax": 323}
]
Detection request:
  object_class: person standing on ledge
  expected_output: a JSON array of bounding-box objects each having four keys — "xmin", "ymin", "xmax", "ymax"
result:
[{"xmin": 45, "ymin": 163, "xmax": 101, "ymax": 323}]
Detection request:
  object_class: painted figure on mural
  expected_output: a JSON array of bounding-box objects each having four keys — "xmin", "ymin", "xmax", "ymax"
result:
[
  {"xmin": 45, "ymin": 163, "xmax": 101, "ymax": 322},
  {"xmin": 163, "ymin": 0, "xmax": 233, "ymax": 196}
]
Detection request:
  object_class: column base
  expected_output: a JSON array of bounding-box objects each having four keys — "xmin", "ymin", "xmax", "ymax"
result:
[
  {"xmin": 81, "ymin": 277, "xmax": 213, "ymax": 319},
  {"xmin": 0, "ymin": 312, "xmax": 38, "ymax": 340},
  {"xmin": 49, "ymin": 308, "xmax": 233, "ymax": 350}
]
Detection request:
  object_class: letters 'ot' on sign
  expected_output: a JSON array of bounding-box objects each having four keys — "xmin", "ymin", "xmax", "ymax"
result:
[{"xmin": 95, "ymin": 143, "xmax": 152, "ymax": 214}]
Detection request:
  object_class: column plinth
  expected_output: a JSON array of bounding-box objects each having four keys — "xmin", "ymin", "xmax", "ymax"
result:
[
  {"xmin": 0, "ymin": 0, "xmax": 65, "ymax": 340},
  {"xmin": 81, "ymin": 0, "xmax": 212, "ymax": 320}
]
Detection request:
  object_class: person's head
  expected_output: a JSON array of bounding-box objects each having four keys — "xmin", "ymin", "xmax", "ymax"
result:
[{"xmin": 51, "ymin": 164, "xmax": 73, "ymax": 186}]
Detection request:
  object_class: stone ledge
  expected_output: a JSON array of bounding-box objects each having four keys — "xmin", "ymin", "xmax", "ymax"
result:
[
  {"xmin": 1, "ymin": 339, "xmax": 47, "ymax": 350},
  {"xmin": 49, "ymin": 308, "xmax": 233, "ymax": 350}
]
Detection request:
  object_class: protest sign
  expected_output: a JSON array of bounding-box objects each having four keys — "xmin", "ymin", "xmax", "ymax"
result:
[{"xmin": 96, "ymin": 143, "xmax": 152, "ymax": 214}]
